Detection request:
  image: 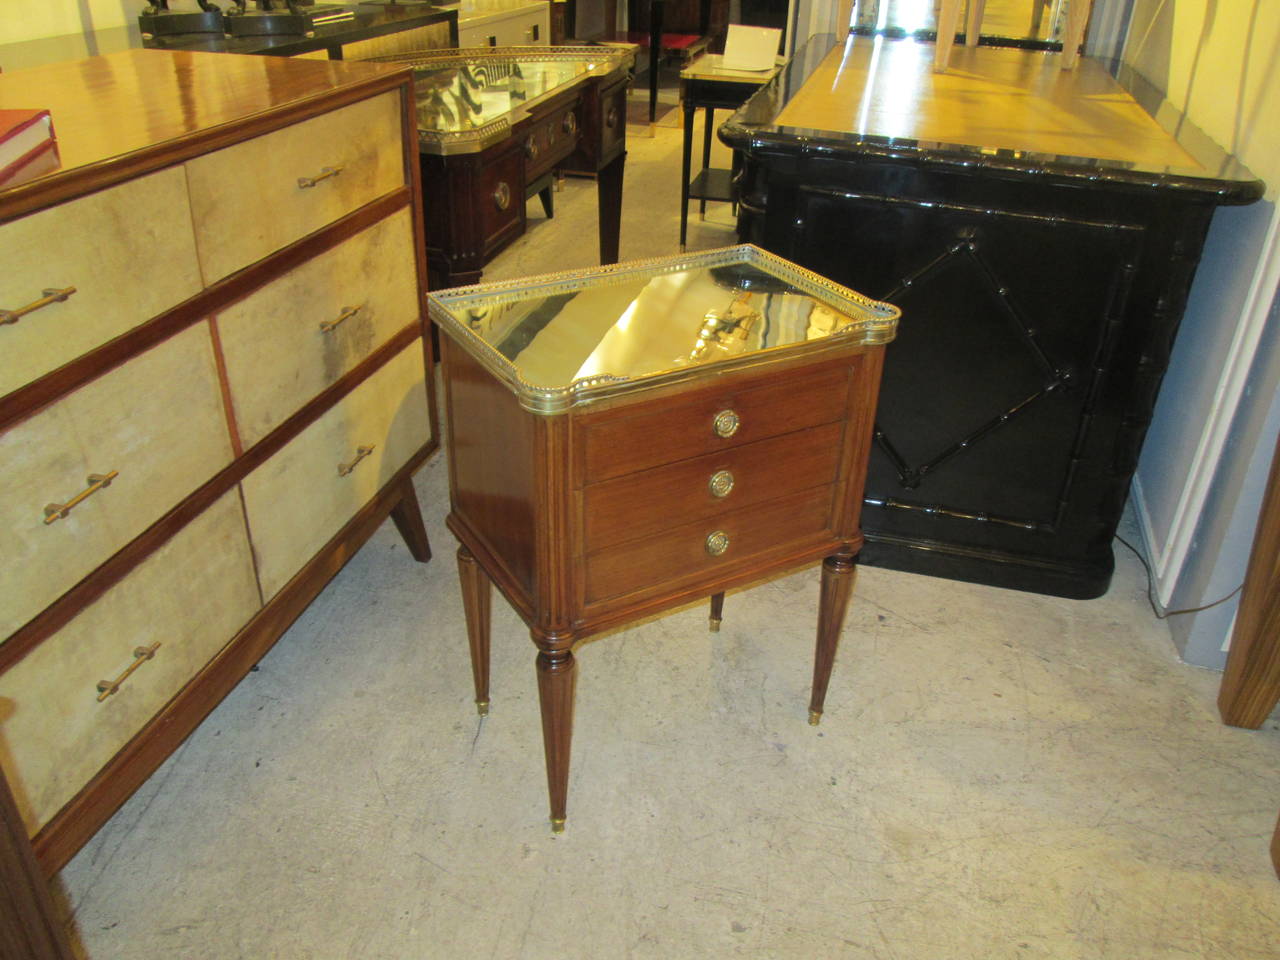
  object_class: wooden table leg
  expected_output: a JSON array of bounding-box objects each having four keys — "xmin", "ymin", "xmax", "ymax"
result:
[
  {"xmin": 933, "ymin": 0, "xmax": 962, "ymax": 72},
  {"xmin": 457, "ymin": 546, "xmax": 492, "ymax": 716},
  {"xmin": 680, "ymin": 99, "xmax": 695, "ymax": 251},
  {"xmin": 1272, "ymin": 808, "xmax": 1280, "ymax": 879},
  {"xmin": 389, "ymin": 477, "xmax": 432, "ymax": 563},
  {"xmin": 699, "ymin": 105, "xmax": 714, "ymax": 219},
  {"xmin": 709, "ymin": 592, "xmax": 724, "ymax": 632},
  {"xmin": 809, "ymin": 550, "xmax": 857, "ymax": 725},
  {"xmin": 597, "ymin": 150, "xmax": 625, "ymax": 265},
  {"xmin": 965, "ymin": 0, "xmax": 986, "ymax": 47},
  {"xmin": 534, "ymin": 636, "xmax": 577, "ymax": 833},
  {"xmin": 1, "ymin": 768, "xmax": 75, "ymax": 960}
]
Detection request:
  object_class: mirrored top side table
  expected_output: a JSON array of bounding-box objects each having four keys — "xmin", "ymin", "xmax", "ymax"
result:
[{"xmin": 428, "ymin": 244, "xmax": 901, "ymax": 831}]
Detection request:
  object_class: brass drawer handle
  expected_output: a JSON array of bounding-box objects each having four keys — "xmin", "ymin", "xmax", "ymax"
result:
[
  {"xmin": 712, "ymin": 409, "xmax": 740, "ymax": 438},
  {"xmin": 97, "ymin": 643, "xmax": 161, "ymax": 702},
  {"xmin": 562, "ymin": 112, "xmax": 577, "ymax": 136},
  {"xmin": 605, "ymin": 106, "xmax": 619, "ymax": 129},
  {"xmin": 493, "ymin": 181, "xmax": 512, "ymax": 211},
  {"xmin": 705, "ymin": 531, "xmax": 730, "ymax": 556},
  {"xmin": 708, "ymin": 470, "xmax": 735, "ymax": 498},
  {"xmin": 1, "ymin": 286, "xmax": 76, "ymax": 326},
  {"xmin": 43, "ymin": 471, "xmax": 119, "ymax": 525},
  {"xmin": 338, "ymin": 444, "xmax": 375, "ymax": 477},
  {"xmin": 525, "ymin": 136, "xmax": 539, "ymax": 161},
  {"xmin": 319, "ymin": 305, "xmax": 360, "ymax": 333},
  {"xmin": 297, "ymin": 165, "xmax": 343, "ymax": 189}
]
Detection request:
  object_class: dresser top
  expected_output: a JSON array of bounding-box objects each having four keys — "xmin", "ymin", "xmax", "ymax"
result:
[
  {"xmin": 0, "ymin": 49, "xmax": 410, "ymax": 221},
  {"xmin": 429, "ymin": 245, "xmax": 900, "ymax": 413}
]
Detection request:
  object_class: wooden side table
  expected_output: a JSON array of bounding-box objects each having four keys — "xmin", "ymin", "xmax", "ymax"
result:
[{"xmin": 429, "ymin": 245, "xmax": 899, "ymax": 830}]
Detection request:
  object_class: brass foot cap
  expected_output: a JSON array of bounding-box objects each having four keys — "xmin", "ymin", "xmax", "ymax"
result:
[
  {"xmin": 708, "ymin": 618, "xmax": 721, "ymax": 633},
  {"xmin": 808, "ymin": 709, "xmax": 822, "ymax": 726},
  {"xmin": 550, "ymin": 818, "xmax": 566, "ymax": 834},
  {"xmin": 476, "ymin": 700, "xmax": 490, "ymax": 717}
]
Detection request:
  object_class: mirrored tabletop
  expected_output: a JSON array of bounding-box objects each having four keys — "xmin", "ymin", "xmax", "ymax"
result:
[{"xmin": 428, "ymin": 245, "xmax": 900, "ymax": 412}]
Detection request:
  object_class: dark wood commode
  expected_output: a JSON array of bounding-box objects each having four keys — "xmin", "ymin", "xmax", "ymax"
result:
[
  {"xmin": 430, "ymin": 245, "xmax": 900, "ymax": 829},
  {"xmin": 376, "ymin": 45, "xmax": 633, "ymax": 288}
]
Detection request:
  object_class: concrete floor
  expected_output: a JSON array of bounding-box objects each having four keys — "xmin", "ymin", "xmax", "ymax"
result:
[{"xmin": 56, "ymin": 89, "xmax": 1280, "ymax": 959}]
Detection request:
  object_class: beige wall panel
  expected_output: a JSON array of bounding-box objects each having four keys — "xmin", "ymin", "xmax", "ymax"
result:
[
  {"xmin": 0, "ymin": 489, "xmax": 261, "ymax": 834},
  {"xmin": 242, "ymin": 341, "xmax": 430, "ymax": 599},
  {"xmin": 217, "ymin": 207, "xmax": 421, "ymax": 448},
  {"xmin": 0, "ymin": 323, "xmax": 234, "ymax": 640},
  {"xmin": 186, "ymin": 91, "xmax": 406, "ymax": 284},
  {"xmin": 0, "ymin": 166, "xmax": 201, "ymax": 398}
]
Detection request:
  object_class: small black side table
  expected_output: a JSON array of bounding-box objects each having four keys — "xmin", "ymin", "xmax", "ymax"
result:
[{"xmin": 679, "ymin": 54, "xmax": 780, "ymax": 250}]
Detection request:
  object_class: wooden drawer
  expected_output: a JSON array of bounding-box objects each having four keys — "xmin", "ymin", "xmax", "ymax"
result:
[
  {"xmin": 0, "ymin": 166, "xmax": 202, "ymax": 399},
  {"xmin": 583, "ymin": 486, "xmax": 835, "ymax": 605},
  {"xmin": 0, "ymin": 323, "xmax": 234, "ymax": 640},
  {"xmin": 580, "ymin": 362, "xmax": 852, "ymax": 483},
  {"xmin": 0, "ymin": 489, "xmax": 260, "ymax": 834},
  {"xmin": 524, "ymin": 102, "xmax": 581, "ymax": 182},
  {"xmin": 583, "ymin": 420, "xmax": 845, "ymax": 552},
  {"xmin": 241, "ymin": 340, "xmax": 431, "ymax": 600},
  {"xmin": 186, "ymin": 90, "xmax": 406, "ymax": 284},
  {"xmin": 216, "ymin": 207, "xmax": 421, "ymax": 448},
  {"xmin": 478, "ymin": 146, "xmax": 525, "ymax": 259}
]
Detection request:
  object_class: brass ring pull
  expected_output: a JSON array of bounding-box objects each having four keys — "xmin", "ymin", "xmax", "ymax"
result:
[
  {"xmin": 1, "ymin": 286, "xmax": 76, "ymax": 326},
  {"xmin": 562, "ymin": 112, "xmax": 577, "ymax": 136},
  {"xmin": 605, "ymin": 106, "xmax": 619, "ymax": 129},
  {"xmin": 338, "ymin": 444, "xmax": 375, "ymax": 477},
  {"xmin": 43, "ymin": 471, "xmax": 119, "ymax": 525},
  {"xmin": 712, "ymin": 409, "xmax": 740, "ymax": 438},
  {"xmin": 319, "ymin": 305, "xmax": 360, "ymax": 333},
  {"xmin": 705, "ymin": 531, "xmax": 730, "ymax": 556},
  {"xmin": 525, "ymin": 136, "xmax": 539, "ymax": 161},
  {"xmin": 297, "ymin": 165, "xmax": 344, "ymax": 189},
  {"xmin": 493, "ymin": 181, "xmax": 511, "ymax": 211},
  {"xmin": 708, "ymin": 470, "xmax": 735, "ymax": 498},
  {"xmin": 97, "ymin": 643, "xmax": 161, "ymax": 702}
]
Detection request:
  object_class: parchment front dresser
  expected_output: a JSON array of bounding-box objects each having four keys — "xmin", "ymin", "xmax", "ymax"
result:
[{"xmin": 0, "ymin": 49, "xmax": 437, "ymax": 879}]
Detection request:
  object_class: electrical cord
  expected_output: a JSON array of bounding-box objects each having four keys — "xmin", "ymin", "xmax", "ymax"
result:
[{"xmin": 1114, "ymin": 533, "xmax": 1244, "ymax": 620}]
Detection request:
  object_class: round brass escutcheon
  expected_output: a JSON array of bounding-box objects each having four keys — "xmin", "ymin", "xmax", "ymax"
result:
[
  {"xmin": 708, "ymin": 469, "xmax": 735, "ymax": 498},
  {"xmin": 563, "ymin": 111, "xmax": 578, "ymax": 136},
  {"xmin": 493, "ymin": 181, "xmax": 511, "ymax": 211},
  {"xmin": 705, "ymin": 531, "xmax": 730, "ymax": 556},
  {"xmin": 712, "ymin": 409, "xmax": 740, "ymax": 438}
]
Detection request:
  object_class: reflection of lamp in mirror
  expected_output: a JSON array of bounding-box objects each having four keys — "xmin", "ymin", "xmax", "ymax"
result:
[{"xmin": 681, "ymin": 291, "xmax": 761, "ymax": 364}]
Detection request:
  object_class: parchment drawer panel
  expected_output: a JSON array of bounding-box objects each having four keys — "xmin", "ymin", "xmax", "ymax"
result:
[
  {"xmin": 0, "ymin": 166, "xmax": 202, "ymax": 399},
  {"xmin": 583, "ymin": 420, "xmax": 845, "ymax": 553},
  {"xmin": 580, "ymin": 362, "xmax": 853, "ymax": 483},
  {"xmin": 0, "ymin": 323, "xmax": 234, "ymax": 640},
  {"xmin": 217, "ymin": 207, "xmax": 421, "ymax": 448},
  {"xmin": 186, "ymin": 90, "xmax": 406, "ymax": 284},
  {"xmin": 241, "ymin": 340, "xmax": 430, "ymax": 599},
  {"xmin": 584, "ymin": 486, "xmax": 835, "ymax": 606},
  {"xmin": 0, "ymin": 489, "xmax": 260, "ymax": 835}
]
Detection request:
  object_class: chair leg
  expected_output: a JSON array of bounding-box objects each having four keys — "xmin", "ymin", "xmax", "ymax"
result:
[
  {"xmin": 1059, "ymin": 0, "xmax": 1092, "ymax": 69},
  {"xmin": 934, "ymin": 0, "xmax": 963, "ymax": 72},
  {"xmin": 965, "ymin": 0, "xmax": 986, "ymax": 47}
]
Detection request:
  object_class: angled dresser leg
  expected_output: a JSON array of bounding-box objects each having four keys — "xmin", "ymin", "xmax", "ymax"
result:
[
  {"xmin": 390, "ymin": 477, "xmax": 432, "ymax": 563},
  {"xmin": 456, "ymin": 546, "xmax": 492, "ymax": 716},
  {"xmin": 534, "ymin": 637, "xmax": 577, "ymax": 833},
  {"xmin": 809, "ymin": 550, "xmax": 857, "ymax": 725},
  {"xmin": 709, "ymin": 592, "xmax": 725, "ymax": 632}
]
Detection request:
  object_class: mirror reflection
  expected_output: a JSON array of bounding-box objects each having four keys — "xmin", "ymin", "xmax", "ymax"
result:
[
  {"xmin": 849, "ymin": 0, "xmax": 1068, "ymax": 43},
  {"xmin": 410, "ymin": 60, "xmax": 591, "ymax": 133}
]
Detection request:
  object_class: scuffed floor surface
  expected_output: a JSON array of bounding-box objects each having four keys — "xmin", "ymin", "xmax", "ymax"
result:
[{"xmin": 58, "ymin": 93, "xmax": 1280, "ymax": 960}]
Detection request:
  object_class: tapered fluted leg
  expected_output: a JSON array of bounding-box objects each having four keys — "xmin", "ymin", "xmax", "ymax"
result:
[
  {"xmin": 390, "ymin": 478, "xmax": 432, "ymax": 562},
  {"xmin": 709, "ymin": 592, "xmax": 725, "ymax": 632},
  {"xmin": 456, "ymin": 546, "xmax": 491, "ymax": 716},
  {"xmin": 809, "ymin": 551, "xmax": 857, "ymax": 725},
  {"xmin": 535, "ymin": 643, "xmax": 576, "ymax": 833}
]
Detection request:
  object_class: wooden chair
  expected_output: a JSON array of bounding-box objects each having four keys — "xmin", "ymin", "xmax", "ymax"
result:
[{"xmin": 934, "ymin": 0, "xmax": 1092, "ymax": 72}]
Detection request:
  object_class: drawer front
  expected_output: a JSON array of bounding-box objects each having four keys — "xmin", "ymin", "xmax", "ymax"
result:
[
  {"xmin": 478, "ymin": 147, "xmax": 525, "ymax": 257},
  {"xmin": 584, "ymin": 486, "xmax": 835, "ymax": 606},
  {"xmin": 186, "ymin": 90, "xmax": 407, "ymax": 284},
  {"xmin": 217, "ymin": 207, "xmax": 421, "ymax": 448},
  {"xmin": 241, "ymin": 340, "xmax": 430, "ymax": 600},
  {"xmin": 0, "ymin": 489, "xmax": 260, "ymax": 835},
  {"xmin": 597, "ymin": 78, "xmax": 628, "ymax": 162},
  {"xmin": 523, "ymin": 102, "xmax": 581, "ymax": 182},
  {"xmin": 0, "ymin": 166, "xmax": 202, "ymax": 399},
  {"xmin": 580, "ymin": 363, "xmax": 852, "ymax": 483},
  {"xmin": 0, "ymin": 323, "xmax": 234, "ymax": 640},
  {"xmin": 583, "ymin": 420, "xmax": 845, "ymax": 553}
]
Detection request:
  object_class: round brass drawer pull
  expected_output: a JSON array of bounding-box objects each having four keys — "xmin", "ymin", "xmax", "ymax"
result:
[
  {"xmin": 712, "ymin": 409, "xmax": 740, "ymax": 438},
  {"xmin": 493, "ymin": 181, "xmax": 512, "ymax": 211},
  {"xmin": 705, "ymin": 531, "xmax": 730, "ymax": 556},
  {"xmin": 708, "ymin": 470, "xmax": 735, "ymax": 498}
]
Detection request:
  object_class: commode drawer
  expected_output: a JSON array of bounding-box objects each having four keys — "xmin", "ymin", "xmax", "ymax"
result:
[
  {"xmin": 0, "ymin": 489, "xmax": 260, "ymax": 835},
  {"xmin": 216, "ymin": 207, "xmax": 422, "ymax": 448},
  {"xmin": 583, "ymin": 420, "xmax": 845, "ymax": 552},
  {"xmin": 241, "ymin": 340, "xmax": 431, "ymax": 600},
  {"xmin": 0, "ymin": 323, "xmax": 234, "ymax": 640},
  {"xmin": 579, "ymin": 363, "xmax": 852, "ymax": 483},
  {"xmin": 186, "ymin": 90, "xmax": 407, "ymax": 284},
  {"xmin": 0, "ymin": 166, "xmax": 201, "ymax": 399}
]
